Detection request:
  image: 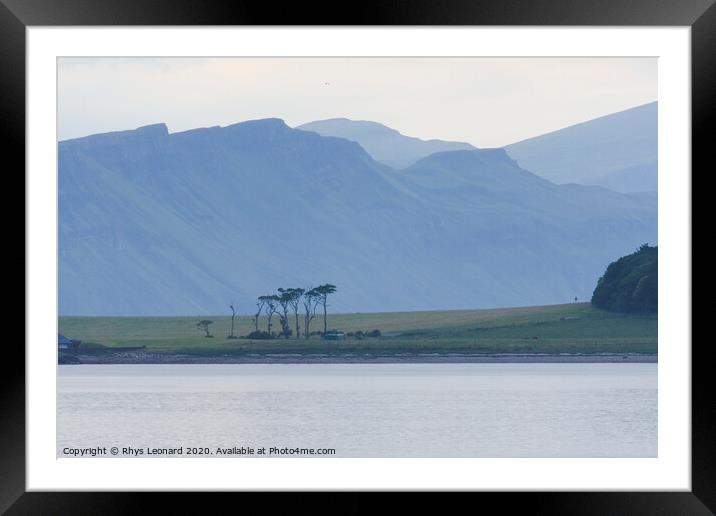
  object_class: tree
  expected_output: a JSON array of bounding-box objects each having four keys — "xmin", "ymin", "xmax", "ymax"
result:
[
  {"xmin": 302, "ymin": 288, "xmax": 321, "ymax": 339},
  {"xmin": 591, "ymin": 244, "xmax": 657, "ymax": 314},
  {"xmin": 253, "ymin": 297, "xmax": 267, "ymax": 333},
  {"xmin": 314, "ymin": 284, "xmax": 337, "ymax": 334},
  {"xmin": 287, "ymin": 288, "xmax": 305, "ymax": 340},
  {"xmin": 260, "ymin": 295, "xmax": 279, "ymax": 336},
  {"xmin": 196, "ymin": 320, "xmax": 213, "ymax": 338},
  {"xmin": 228, "ymin": 302, "xmax": 237, "ymax": 338},
  {"xmin": 276, "ymin": 289, "xmax": 294, "ymax": 339}
]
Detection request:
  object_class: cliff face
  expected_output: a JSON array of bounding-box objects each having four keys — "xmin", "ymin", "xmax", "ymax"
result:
[{"xmin": 59, "ymin": 119, "xmax": 656, "ymax": 315}]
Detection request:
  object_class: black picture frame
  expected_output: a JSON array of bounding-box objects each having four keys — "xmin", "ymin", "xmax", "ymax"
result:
[{"xmin": 5, "ymin": 0, "xmax": 709, "ymax": 512}]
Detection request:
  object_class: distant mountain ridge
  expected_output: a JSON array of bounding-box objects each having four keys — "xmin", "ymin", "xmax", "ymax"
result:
[
  {"xmin": 297, "ymin": 118, "xmax": 477, "ymax": 169},
  {"xmin": 59, "ymin": 119, "xmax": 656, "ymax": 315},
  {"xmin": 298, "ymin": 104, "xmax": 657, "ymax": 193},
  {"xmin": 503, "ymin": 102, "xmax": 657, "ymax": 193}
]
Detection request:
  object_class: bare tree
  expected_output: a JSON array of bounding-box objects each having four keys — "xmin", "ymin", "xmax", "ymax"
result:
[
  {"xmin": 253, "ymin": 297, "xmax": 267, "ymax": 333},
  {"xmin": 260, "ymin": 295, "xmax": 279, "ymax": 336},
  {"xmin": 302, "ymin": 288, "xmax": 320, "ymax": 339},
  {"xmin": 228, "ymin": 302, "xmax": 237, "ymax": 338}
]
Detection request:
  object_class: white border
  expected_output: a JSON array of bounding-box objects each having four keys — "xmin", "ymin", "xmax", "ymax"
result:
[{"xmin": 27, "ymin": 27, "xmax": 691, "ymax": 491}]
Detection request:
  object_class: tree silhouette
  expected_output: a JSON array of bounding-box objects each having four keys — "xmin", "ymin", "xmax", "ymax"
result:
[
  {"xmin": 248, "ymin": 285, "xmax": 336, "ymax": 339},
  {"xmin": 253, "ymin": 297, "xmax": 267, "ymax": 332},
  {"xmin": 276, "ymin": 289, "xmax": 294, "ymax": 338},
  {"xmin": 260, "ymin": 295, "xmax": 279, "ymax": 336},
  {"xmin": 302, "ymin": 288, "xmax": 320, "ymax": 339},
  {"xmin": 287, "ymin": 288, "xmax": 305, "ymax": 339},
  {"xmin": 196, "ymin": 320, "xmax": 213, "ymax": 338},
  {"xmin": 228, "ymin": 302, "xmax": 237, "ymax": 338},
  {"xmin": 314, "ymin": 284, "xmax": 337, "ymax": 334}
]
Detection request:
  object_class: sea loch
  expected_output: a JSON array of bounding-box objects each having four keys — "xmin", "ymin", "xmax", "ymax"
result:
[{"xmin": 57, "ymin": 362, "xmax": 657, "ymax": 458}]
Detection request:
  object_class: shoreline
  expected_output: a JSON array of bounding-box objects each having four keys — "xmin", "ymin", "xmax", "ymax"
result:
[{"xmin": 62, "ymin": 352, "xmax": 658, "ymax": 365}]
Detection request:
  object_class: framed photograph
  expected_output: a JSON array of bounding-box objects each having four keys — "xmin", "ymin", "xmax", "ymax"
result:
[{"xmin": 7, "ymin": 0, "xmax": 710, "ymax": 512}]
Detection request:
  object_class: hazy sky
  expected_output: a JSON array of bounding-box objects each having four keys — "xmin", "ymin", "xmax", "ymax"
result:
[{"xmin": 58, "ymin": 57, "xmax": 657, "ymax": 147}]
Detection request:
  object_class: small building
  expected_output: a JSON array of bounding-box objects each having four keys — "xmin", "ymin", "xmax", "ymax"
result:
[
  {"xmin": 58, "ymin": 334, "xmax": 81, "ymax": 350},
  {"xmin": 322, "ymin": 332, "xmax": 345, "ymax": 341}
]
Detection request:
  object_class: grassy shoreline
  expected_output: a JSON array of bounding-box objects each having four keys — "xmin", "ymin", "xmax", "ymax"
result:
[{"xmin": 59, "ymin": 303, "xmax": 657, "ymax": 363}]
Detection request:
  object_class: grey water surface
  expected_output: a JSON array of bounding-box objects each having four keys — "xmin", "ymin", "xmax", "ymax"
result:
[{"xmin": 57, "ymin": 363, "xmax": 656, "ymax": 458}]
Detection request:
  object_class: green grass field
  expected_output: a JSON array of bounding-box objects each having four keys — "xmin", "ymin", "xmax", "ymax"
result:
[{"xmin": 58, "ymin": 303, "xmax": 657, "ymax": 357}]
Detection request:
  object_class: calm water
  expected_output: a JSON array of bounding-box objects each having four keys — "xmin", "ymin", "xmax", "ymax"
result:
[{"xmin": 57, "ymin": 363, "xmax": 657, "ymax": 457}]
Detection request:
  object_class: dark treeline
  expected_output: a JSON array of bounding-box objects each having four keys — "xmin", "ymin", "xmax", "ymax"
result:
[
  {"xmin": 591, "ymin": 244, "xmax": 657, "ymax": 314},
  {"xmin": 250, "ymin": 284, "xmax": 337, "ymax": 339}
]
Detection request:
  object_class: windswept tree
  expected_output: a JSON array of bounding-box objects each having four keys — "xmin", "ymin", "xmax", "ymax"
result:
[
  {"xmin": 314, "ymin": 284, "xmax": 337, "ymax": 334},
  {"xmin": 287, "ymin": 288, "xmax": 305, "ymax": 339},
  {"xmin": 228, "ymin": 302, "xmax": 237, "ymax": 338},
  {"xmin": 276, "ymin": 288, "xmax": 294, "ymax": 339},
  {"xmin": 196, "ymin": 320, "xmax": 213, "ymax": 338},
  {"xmin": 302, "ymin": 288, "xmax": 321, "ymax": 339},
  {"xmin": 260, "ymin": 295, "xmax": 279, "ymax": 336},
  {"xmin": 253, "ymin": 297, "xmax": 267, "ymax": 332}
]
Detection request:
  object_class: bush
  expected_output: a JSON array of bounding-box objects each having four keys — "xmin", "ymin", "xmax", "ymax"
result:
[
  {"xmin": 350, "ymin": 329, "xmax": 381, "ymax": 339},
  {"xmin": 245, "ymin": 330, "xmax": 273, "ymax": 340}
]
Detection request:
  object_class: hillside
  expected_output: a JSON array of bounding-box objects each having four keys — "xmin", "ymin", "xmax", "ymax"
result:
[
  {"xmin": 504, "ymin": 102, "xmax": 657, "ymax": 193},
  {"xmin": 297, "ymin": 118, "xmax": 476, "ymax": 168},
  {"xmin": 59, "ymin": 120, "xmax": 656, "ymax": 315}
]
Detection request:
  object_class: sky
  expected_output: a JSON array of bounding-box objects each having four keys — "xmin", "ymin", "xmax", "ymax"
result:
[{"xmin": 57, "ymin": 57, "xmax": 657, "ymax": 147}]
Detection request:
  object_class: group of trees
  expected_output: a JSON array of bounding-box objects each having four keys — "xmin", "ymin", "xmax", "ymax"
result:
[
  {"xmin": 194, "ymin": 284, "xmax": 337, "ymax": 339},
  {"xmin": 252, "ymin": 284, "xmax": 337, "ymax": 339},
  {"xmin": 591, "ymin": 244, "xmax": 657, "ymax": 314}
]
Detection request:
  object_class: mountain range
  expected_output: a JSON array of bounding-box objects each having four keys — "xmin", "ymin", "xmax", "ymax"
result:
[
  {"xmin": 297, "ymin": 118, "xmax": 476, "ymax": 169},
  {"xmin": 503, "ymin": 102, "xmax": 657, "ymax": 193},
  {"xmin": 59, "ymin": 116, "xmax": 657, "ymax": 315},
  {"xmin": 301, "ymin": 103, "xmax": 657, "ymax": 194}
]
